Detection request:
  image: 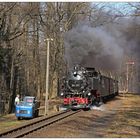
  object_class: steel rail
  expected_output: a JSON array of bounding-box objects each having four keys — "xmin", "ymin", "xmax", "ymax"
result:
[{"xmin": 0, "ymin": 110, "xmax": 81, "ymax": 138}]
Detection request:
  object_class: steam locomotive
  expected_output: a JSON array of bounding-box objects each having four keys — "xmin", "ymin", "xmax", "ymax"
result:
[{"xmin": 59, "ymin": 65, "xmax": 118, "ymax": 110}]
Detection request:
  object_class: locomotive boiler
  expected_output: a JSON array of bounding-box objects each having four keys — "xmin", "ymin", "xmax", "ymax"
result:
[{"xmin": 59, "ymin": 65, "xmax": 119, "ymax": 110}]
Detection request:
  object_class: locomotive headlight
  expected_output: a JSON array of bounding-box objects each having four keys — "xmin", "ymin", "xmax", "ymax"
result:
[
  {"xmin": 60, "ymin": 92, "xmax": 64, "ymax": 96},
  {"xmin": 74, "ymin": 71, "xmax": 76, "ymax": 74},
  {"xmin": 88, "ymin": 92, "xmax": 91, "ymax": 96},
  {"xmin": 73, "ymin": 71, "xmax": 77, "ymax": 77},
  {"xmin": 83, "ymin": 70, "xmax": 86, "ymax": 74}
]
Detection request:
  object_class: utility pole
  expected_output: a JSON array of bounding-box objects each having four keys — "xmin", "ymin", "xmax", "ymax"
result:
[
  {"xmin": 126, "ymin": 61, "xmax": 135, "ymax": 93},
  {"xmin": 44, "ymin": 38, "xmax": 53, "ymax": 115}
]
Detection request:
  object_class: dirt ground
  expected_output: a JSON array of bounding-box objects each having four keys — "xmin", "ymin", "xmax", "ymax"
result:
[
  {"xmin": 24, "ymin": 93, "xmax": 140, "ymax": 138},
  {"xmin": 0, "ymin": 93, "xmax": 140, "ymax": 138},
  {"xmin": 104, "ymin": 93, "xmax": 140, "ymax": 137}
]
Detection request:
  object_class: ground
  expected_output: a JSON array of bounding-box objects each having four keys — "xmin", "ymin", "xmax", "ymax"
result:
[
  {"xmin": 104, "ymin": 93, "xmax": 140, "ymax": 137},
  {"xmin": 0, "ymin": 93, "xmax": 140, "ymax": 138}
]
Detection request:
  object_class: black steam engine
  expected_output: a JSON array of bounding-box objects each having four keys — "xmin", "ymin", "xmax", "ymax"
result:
[{"xmin": 59, "ymin": 65, "xmax": 118, "ymax": 110}]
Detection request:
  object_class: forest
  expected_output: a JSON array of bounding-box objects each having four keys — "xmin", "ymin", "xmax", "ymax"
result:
[{"xmin": 0, "ymin": 2, "xmax": 140, "ymax": 114}]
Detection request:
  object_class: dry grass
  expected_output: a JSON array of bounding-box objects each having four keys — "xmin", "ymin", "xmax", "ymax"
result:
[
  {"xmin": 0, "ymin": 114, "xmax": 27, "ymax": 132},
  {"xmin": 105, "ymin": 93, "xmax": 140, "ymax": 138}
]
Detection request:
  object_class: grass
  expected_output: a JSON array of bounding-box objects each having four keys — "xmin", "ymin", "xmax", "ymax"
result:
[
  {"xmin": 0, "ymin": 114, "xmax": 27, "ymax": 132},
  {"xmin": 0, "ymin": 121, "xmax": 21, "ymax": 132},
  {"xmin": 1, "ymin": 121, "xmax": 20, "ymax": 126}
]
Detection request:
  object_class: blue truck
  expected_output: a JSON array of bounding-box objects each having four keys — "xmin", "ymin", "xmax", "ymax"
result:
[{"xmin": 15, "ymin": 96, "xmax": 40, "ymax": 120}]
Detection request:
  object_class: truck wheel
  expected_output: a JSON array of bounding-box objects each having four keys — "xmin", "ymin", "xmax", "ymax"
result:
[
  {"xmin": 36, "ymin": 109, "xmax": 39, "ymax": 117},
  {"xmin": 17, "ymin": 117, "xmax": 20, "ymax": 120},
  {"xmin": 34, "ymin": 110, "xmax": 39, "ymax": 117},
  {"xmin": 37, "ymin": 110, "xmax": 39, "ymax": 117},
  {"xmin": 33, "ymin": 112, "xmax": 36, "ymax": 118}
]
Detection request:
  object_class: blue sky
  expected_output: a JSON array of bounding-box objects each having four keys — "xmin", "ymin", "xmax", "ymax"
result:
[{"xmin": 93, "ymin": 2, "xmax": 137, "ymax": 15}]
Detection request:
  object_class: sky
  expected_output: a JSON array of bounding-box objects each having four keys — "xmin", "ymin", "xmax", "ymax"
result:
[
  {"xmin": 0, "ymin": 0, "xmax": 140, "ymax": 3},
  {"xmin": 93, "ymin": 2, "xmax": 137, "ymax": 15}
]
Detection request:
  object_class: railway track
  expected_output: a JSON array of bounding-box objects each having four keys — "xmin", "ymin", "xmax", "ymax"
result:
[{"xmin": 0, "ymin": 109, "xmax": 81, "ymax": 138}]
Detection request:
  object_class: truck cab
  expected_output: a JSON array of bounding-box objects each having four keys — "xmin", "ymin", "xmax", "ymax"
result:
[{"xmin": 15, "ymin": 96, "xmax": 40, "ymax": 120}]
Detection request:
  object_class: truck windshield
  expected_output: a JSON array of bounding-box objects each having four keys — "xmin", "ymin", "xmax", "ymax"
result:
[
  {"xmin": 18, "ymin": 101, "xmax": 33, "ymax": 106},
  {"xmin": 24, "ymin": 98, "xmax": 34, "ymax": 106},
  {"xmin": 18, "ymin": 98, "xmax": 34, "ymax": 106},
  {"xmin": 25, "ymin": 98, "xmax": 33, "ymax": 103}
]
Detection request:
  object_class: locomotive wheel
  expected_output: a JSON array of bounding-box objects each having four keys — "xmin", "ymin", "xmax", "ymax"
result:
[
  {"xmin": 91, "ymin": 96, "xmax": 96, "ymax": 105},
  {"xmin": 95, "ymin": 97, "xmax": 103, "ymax": 106},
  {"xmin": 83, "ymin": 108, "xmax": 90, "ymax": 111},
  {"xmin": 102, "ymin": 97, "xmax": 107, "ymax": 103},
  {"xmin": 71, "ymin": 108, "xmax": 78, "ymax": 111}
]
